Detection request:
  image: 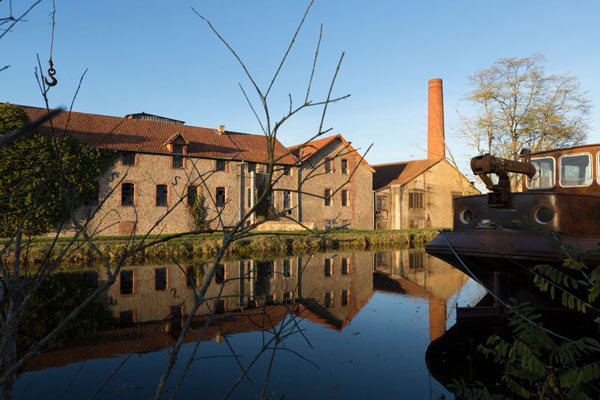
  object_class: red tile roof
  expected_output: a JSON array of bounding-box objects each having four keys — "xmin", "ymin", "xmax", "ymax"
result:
[
  {"xmin": 290, "ymin": 134, "xmax": 375, "ymax": 172},
  {"xmin": 23, "ymin": 305, "xmax": 293, "ymax": 372},
  {"xmin": 21, "ymin": 106, "xmax": 297, "ymax": 165},
  {"xmin": 372, "ymin": 158, "xmax": 442, "ymax": 190}
]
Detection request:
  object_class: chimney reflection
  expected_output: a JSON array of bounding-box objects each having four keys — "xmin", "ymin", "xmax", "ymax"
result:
[{"xmin": 373, "ymin": 249, "xmax": 469, "ymax": 342}]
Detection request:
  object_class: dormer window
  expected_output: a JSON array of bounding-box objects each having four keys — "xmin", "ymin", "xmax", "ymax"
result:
[
  {"xmin": 172, "ymin": 144, "xmax": 184, "ymax": 169},
  {"xmin": 163, "ymin": 132, "xmax": 189, "ymax": 169}
]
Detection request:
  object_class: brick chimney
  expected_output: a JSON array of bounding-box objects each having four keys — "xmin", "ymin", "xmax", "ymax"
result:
[{"xmin": 427, "ymin": 78, "xmax": 445, "ymax": 159}]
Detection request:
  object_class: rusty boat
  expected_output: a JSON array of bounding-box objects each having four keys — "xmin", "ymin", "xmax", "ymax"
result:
[{"xmin": 426, "ymin": 144, "xmax": 600, "ymax": 289}]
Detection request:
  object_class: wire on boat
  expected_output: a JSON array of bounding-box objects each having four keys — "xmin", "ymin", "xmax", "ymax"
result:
[{"xmin": 440, "ymin": 230, "xmax": 600, "ymax": 353}]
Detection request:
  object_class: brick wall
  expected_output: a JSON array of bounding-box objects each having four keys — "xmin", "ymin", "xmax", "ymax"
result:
[
  {"xmin": 86, "ymin": 138, "xmax": 373, "ymax": 236},
  {"xmin": 296, "ymin": 138, "xmax": 374, "ymax": 230}
]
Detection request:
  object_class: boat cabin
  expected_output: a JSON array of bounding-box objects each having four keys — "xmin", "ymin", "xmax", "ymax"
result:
[{"xmin": 524, "ymin": 143, "xmax": 600, "ymax": 194}]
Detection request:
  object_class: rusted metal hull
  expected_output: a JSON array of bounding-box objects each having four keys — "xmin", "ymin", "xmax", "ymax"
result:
[{"xmin": 426, "ymin": 192, "xmax": 600, "ymax": 304}]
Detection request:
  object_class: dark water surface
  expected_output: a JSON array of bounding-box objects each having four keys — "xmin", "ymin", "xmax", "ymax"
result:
[{"xmin": 15, "ymin": 249, "xmax": 485, "ymax": 399}]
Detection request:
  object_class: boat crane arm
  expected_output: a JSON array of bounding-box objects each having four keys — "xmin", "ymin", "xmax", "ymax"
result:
[
  {"xmin": 471, "ymin": 150, "xmax": 536, "ymax": 190},
  {"xmin": 470, "ymin": 149, "xmax": 536, "ymax": 207}
]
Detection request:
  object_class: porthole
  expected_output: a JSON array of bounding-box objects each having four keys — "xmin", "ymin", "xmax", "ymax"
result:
[
  {"xmin": 459, "ymin": 209, "xmax": 473, "ymax": 224},
  {"xmin": 534, "ymin": 206, "xmax": 554, "ymax": 224}
]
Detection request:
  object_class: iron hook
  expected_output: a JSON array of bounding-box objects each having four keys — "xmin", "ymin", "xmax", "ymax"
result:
[{"xmin": 44, "ymin": 59, "xmax": 58, "ymax": 87}]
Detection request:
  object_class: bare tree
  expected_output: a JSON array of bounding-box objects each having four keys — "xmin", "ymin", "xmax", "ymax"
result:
[
  {"xmin": 457, "ymin": 54, "xmax": 591, "ymax": 189},
  {"xmin": 0, "ymin": 1, "xmax": 372, "ymax": 399}
]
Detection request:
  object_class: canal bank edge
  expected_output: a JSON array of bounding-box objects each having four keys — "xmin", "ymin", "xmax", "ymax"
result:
[{"xmin": 1, "ymin": 229, "xmax": 442, "ymax": 268}]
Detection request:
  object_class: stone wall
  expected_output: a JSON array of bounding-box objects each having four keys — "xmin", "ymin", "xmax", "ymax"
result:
[
  {"xmin": 96, "ymin": 251, "xmax": 374, "ymax": 327},
  {"xmin": 296, "ymin": 139, "xmax": 374, "ymax": 230},
  {"xmin": 87, "ymin": 137, "xmax": 373, "ymax": 236},
  {"xmin": 374, "ymin": 160, "xmax": 478, "ymax": 230}
]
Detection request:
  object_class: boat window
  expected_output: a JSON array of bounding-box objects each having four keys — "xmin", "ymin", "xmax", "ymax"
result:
[
  {"xmin": 526, "ymin": 157, "xmax": 555, "ymax": 189},
  {"xmin": 559, "ymin": 153, "xmax": 592, "ymax": 187}
]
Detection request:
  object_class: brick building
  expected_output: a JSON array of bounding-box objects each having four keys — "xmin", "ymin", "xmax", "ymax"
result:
[
  {"xmin": 22, "ymin": 106, "xmax": 374, "ymax": 235},
  {"xmin": 373, "ymin": 79, "xmax": 479, "ymax": 230}
]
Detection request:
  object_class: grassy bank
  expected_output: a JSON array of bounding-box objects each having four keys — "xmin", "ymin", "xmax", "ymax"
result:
[{"xmin": 1, "ymin": 229, "xmax": 443, "ymax": 268}]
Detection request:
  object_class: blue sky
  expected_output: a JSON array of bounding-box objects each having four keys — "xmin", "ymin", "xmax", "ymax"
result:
[{"xmin": 2, "ymin": 0, "xmax": 599, "ymax": 174}]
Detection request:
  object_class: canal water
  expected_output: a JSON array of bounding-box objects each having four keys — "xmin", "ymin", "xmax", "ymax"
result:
[{"xmin": 14, "ymin": 248, "xmax": 485, "ymax": 399}]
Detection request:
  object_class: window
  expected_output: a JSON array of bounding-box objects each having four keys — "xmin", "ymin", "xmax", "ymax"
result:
[
  {"xmin": 324, "ymin": 292, "xmax": 333, "ymax": 308},
  {"xmin": 283, "ymin": 165, "xmax": 291, "ymax": 176},
  {"xmin": 409, "ymin": 252, "xmax": 424, "ymax": 270},
  {"xmin": 283, "ymin": 190, "xmax": 291, "ymax": 210},
  {"xmin": 341, "ymin": 159, "xmax": 348, "ymax": 174},
  {"xmin": 155, "ymin": 268, "xmax": 167, "ymax": 291},
  {"xmin": 216, "ymin": 187, "xmax": 226, "ymax": 207},
  {"xmin": 283, "ymin": 259, "xmax": 291, "ymax": 277},
  {"xmin": 283, "ymin": 291, "xmax": 293, "ymax": 304},
  {"xmin": 247, "ymin": 162, "xmax": 256, "ymax": 173},
  {"xmin": 341, "ymin": 190, "xmax": 348, "ymax": 206},
  {"xmin": 122, "ymin": 151, "xmax": 136, "ymax": 166},
  {"xmin": 265, "ymin": 263, "xmax": 274, "ymax": 279},
  {"xmin": 84, "ymin": 181, "xmax": 100, "ymax": 206},
  {"xmin": 120, "ymin": 270, "xmax": 134, "ymax": 295},
  {"xmin": 187, "ymin": 185, "xmax": 198, "ymax": 206},
  {"xmin": 170, "ymin": 306, "xmax": 183, "ymax": 328},
  {"xmin": 341, "ymin": 290, "xmax": 348, "ymax": 306},
  {"xmin": 156, "ymin": 184, "xmax": 168, "ymax": 206},
  {"xmin": 186, "ymin": 266, "xmax": 196, "ymax": 288},
  {"xmin": 324, "ymin": 258, "xmax": 332, "ymax": 277},
  {"xmin": 214, "ymin": 300, "xmax": 225, "ymax": 314},
  {"xmin": 119, "ymin": 310, "xmax": 134, "ymax": 325},
  {"xmin": 409, "ymin": 192, "xmax": 424, "ymax": 209},
  {"xmin": 324, "ymin": 189, "xmax": 331, "ymax": 206},
  {"xmin": 325, "ymin": 158, "xmax": 332, "ymax": 173},
  {"xmin": 121, "ymin": 183, "xmax": 134, "ymax": 206},
  {"xmin": 172, "ymin": 144, "xmax": 183, "ymax": 169},
  {"xmin": 375, "ymin": 252, "xmax": 387, "ymax": 267},
  {"xmin": 215, "ymin": 264, "xmax": 225, "ymax": 284},
  {"xmin": 526, "ymin": 157, "xmax": 555, "ymax": 189},
  {"xmin": 82, "ymin": 271, "xmax": 98, "ymax": 288},
  {"xmin": 341, "ymin": 258, "xmax": 349, "ymax": 275},
  {"xmin": 376, "ymin": 195, "xmax": 387, "ymax": 211},
  {"xmin": 247, "ymin": 188, "xmax": 252, "ymax": 208},
  {"xmin": 560, "ymin": 154, "xmax": 591, "ymax": 187},
  {"xmin": 215, "ymin": 159, "xmax": 226, "ymax": 171}
]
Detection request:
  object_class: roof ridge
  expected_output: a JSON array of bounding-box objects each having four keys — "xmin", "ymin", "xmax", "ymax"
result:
[
  {"xmin": 18, "ymin": 104, "xmax": 269, "ymax": 137},
  {"xmin": 372, "ymin": 158, "xmax": 429, "ymax": 167}
]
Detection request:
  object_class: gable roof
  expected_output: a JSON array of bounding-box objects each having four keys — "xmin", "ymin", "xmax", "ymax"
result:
[
  {"xmin": 372, "ymin": 158, "xmax": 442, "ymax": 190},
  {"xmin": 20, "ymin": 106, "xmax": 297, "ymax": 165},
  {"xmin": 289, "ymin": 134, "xmax": 375, "ymax": 173}
]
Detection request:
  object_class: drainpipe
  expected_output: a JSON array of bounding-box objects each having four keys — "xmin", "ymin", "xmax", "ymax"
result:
[
  {"xmin": 240, "ymin": 163, "xmax": 245, "ymax": 223},
  {"xmin": 373, "ymin": 191, "xmax": 376, "ymax": 229},
  {"xmin": 250, "ymin": 171, "xmax": 256, "ymax": 225}
]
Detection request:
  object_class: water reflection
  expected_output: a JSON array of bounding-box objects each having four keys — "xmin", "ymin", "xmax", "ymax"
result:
[
  {"xmin": 373, "ymin": 249, "xmax": 470, "ymax": 342},
  {"xmin": 19, "ymin": 249, "xmax": 484, "ymax": 399}
]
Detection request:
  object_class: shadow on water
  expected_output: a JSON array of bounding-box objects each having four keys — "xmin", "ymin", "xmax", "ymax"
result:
[{"xmin": 15, "ymin": 248, "xmax": 485, "ymax": 399}]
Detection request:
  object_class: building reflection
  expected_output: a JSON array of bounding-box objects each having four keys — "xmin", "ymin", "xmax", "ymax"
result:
[
  {"xmin": 373, "ymin": 249, "xmax": 469, "ymax": 342},
  {"xmin": 25, "ymin": 252, "xmax": 374, "ymax": 371},
  {"xmin": 25, "ymin": 249, "xmax": 469, "ymax": 372}
]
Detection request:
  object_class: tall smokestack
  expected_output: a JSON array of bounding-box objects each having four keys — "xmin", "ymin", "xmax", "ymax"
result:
[{"xmin": 427, "ymin": 78, "xmax": 445, "ymax": 159}]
